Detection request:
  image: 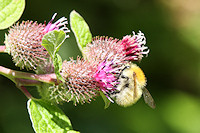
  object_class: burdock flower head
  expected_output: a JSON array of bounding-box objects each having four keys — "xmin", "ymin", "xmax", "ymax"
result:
[
  {"xmin": 84, "ymin": 31, "xmax": 149, "ymax": 101},
  {"xmin": 5, "ymin": 13, "xmax": 70, "ymax": 72},
  {"xmin": 48, "ymin": 57, "xmax": 99, "ymax": 105},
  {"xmin": 84, "ymin": 31, "xmax": 149, "ymax": 63},
  {"xmin": 84, "ymin": 36, "xmax": 125, "ymax": 63}
]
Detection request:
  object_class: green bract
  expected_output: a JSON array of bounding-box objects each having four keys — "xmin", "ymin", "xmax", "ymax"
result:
[
  {"xmin": 70, "ymin": 10, "xmax": 92, "ymax": 57},
  {"xmin": 100, "ymin": 91, "xmax": 111, "ymax": 109},
  {"xmin": 27, "ymin": 99, "xmax": 79, "ymax": 133},
  {"xmin": 0, "ymin": 0, "xmax": 25, "ymax": 29},
  {"xmin": 42, "ymin": 30, "xmax": 66, "ymax": 82}
]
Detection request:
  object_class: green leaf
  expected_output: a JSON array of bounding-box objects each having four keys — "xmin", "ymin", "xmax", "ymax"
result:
[
  {"xmin": 42, "ymin": 30, "xmax": 66, "ymax": 57},
  {"xmin": 100, "ymin": 91, "xmax": 111, "ymax": 109},
  {"xmin": 0, "ymin": 0, "xmax": 25, "ymax": 29},
  {"xmin": 27, "ymin": 99, "xmax": 79, "ymax": 133},
  {"xmin": 54, "ymin": 54, "xmax": 63, "ymax": 81},
  {"xmin": 42, "ymin": 30, "xmax": 66, "ymax": 82},
  {"xmin": 70, "ymin": 10, "xmax": 92, "ymax": 56}
]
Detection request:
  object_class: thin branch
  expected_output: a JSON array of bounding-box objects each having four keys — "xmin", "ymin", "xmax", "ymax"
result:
[
  {"xmin": 0, "ymin": 66, "xmax": 58, "ymax": 84},
  {"xmin": 15, "ymin": 78, "xmax": 42, "ymax": 86},
  {"xmin": 17, "ymin": 85, "xmax": 33, "ymax": 99}
]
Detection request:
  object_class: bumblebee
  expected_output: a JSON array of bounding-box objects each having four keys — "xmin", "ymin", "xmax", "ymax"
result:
[{"xmin": 111, "ymin": 63, "xmax": 155, "ymax": 108}]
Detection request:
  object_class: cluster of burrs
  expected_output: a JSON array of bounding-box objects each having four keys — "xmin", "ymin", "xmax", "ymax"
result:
[{"xmin": 5, "ymin": 13, "xmax": 149, "ymax": 106}]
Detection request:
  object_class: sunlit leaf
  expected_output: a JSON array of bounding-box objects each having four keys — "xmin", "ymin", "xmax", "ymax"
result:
[
  {"xmin": 0, "ymin": 0, "xmax": 25, "ymax": 29},
  {"xmin": 27, "ymin": 99, "xmax": 79, "ymax": 133},
  {"xmin": 70, "ymin": 10, "xmax": 92, "ymax": 56}
]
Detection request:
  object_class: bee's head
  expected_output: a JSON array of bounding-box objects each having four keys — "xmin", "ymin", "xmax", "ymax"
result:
[{"xmin": 129, "ymin": 63, "xmax": 146, "ymax": 88}]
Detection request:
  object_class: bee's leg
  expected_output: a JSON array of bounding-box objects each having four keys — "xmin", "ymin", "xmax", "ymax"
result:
[{"xmin": 133, "ymin": 72, "xmax": 137, "ymax": 99}]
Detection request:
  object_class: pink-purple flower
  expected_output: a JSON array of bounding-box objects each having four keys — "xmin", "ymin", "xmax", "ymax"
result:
[
  {"xmin": 120, "ymin": 31, "xmax": 149, "ymax": 61},
  {"xmin": 43, "ymin": 13, "xmax": 70, "ymax": 37},
  {"xmin": 83, "ymin": 31, "xmax": 149, "ymax": 101},
  {"xmin": 94, "ymin": 60, "xmax": 117, "ymax": 90}
]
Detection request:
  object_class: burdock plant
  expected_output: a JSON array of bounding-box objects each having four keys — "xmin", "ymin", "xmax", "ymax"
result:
[{"xmin": 0, "ymin": 0, "xmax": 154, "ymax": 132}]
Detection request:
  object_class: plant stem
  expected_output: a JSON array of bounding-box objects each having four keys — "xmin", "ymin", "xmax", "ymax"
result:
[
  {"xmin": 0, "ymin": 45, "xmax": 7, "ymax": 53},
  {"xmin": 0, "ymin": 66, "xmax": 58, "ymax": 85},
  {"xmin": 15, "ymin": 78, "xmax": 42, "ymax": 86},
  {"xmin": 0, "ymin": 66, "xmax": 59, "ymax": 98},
  {"xmin": 18, "ymin": 85, "xmax": 33, "ymax": 99}
]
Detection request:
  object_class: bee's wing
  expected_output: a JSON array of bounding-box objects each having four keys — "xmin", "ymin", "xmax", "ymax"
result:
[{"xmin": 142, "ymin": 88, "xmax": 156, "ymax": 109}]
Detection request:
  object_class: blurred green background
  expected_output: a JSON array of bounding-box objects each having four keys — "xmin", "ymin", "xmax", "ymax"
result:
[{"xmin": 0, "ymin": 0, "xmax": 200, "ymax": 133}]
